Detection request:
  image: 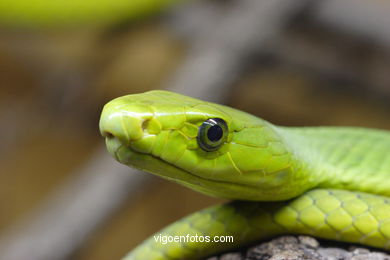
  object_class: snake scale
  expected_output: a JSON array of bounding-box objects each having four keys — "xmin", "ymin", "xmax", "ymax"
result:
[
  {"xmin": 3, "ymin": 1, "xmax": 388, "ymax": 258},
  {"xmin": 99, "ymin": 90, "xmax": 390, "ymax": 259}
]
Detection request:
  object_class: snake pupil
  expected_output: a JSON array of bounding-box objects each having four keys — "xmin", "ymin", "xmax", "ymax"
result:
[
  {"xmin": 197, "ymin": 118, "xmax": 228, "ymax": 152},
  {"xmin": 207, "ymin": 125, "xmax": 223, "ymax": 142}
]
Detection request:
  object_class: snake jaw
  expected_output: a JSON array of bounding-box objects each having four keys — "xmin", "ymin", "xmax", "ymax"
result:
[
  {"xmin": 99, "ymin": 91, "xmax": 316, "ymax": 201},
  {"xmin": 104, "ymin": 135, "xmax": 122, "ymax": 161}
]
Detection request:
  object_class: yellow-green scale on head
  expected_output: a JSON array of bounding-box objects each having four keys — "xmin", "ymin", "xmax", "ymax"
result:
[{"xmin": 100, "ymin": 90, "xmax": 319, "ymax": 201}]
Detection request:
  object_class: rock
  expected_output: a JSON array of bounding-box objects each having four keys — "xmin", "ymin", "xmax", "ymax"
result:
[
  {"xmin": 318, "ymin": 247, "xmax": 350, "ymax": 260},
  {"xmin": 207, "ymin": 236, "xmax": 390, "ymax": 260}
]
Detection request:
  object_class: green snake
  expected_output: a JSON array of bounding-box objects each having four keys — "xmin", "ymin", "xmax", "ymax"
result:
[
  {"xmin": 0, "ymin": 0, "xmax": 178, "ymax": 27},
  {"xmin": 99, "ymin": 90, "xmax": 390, "ymax": 260}
]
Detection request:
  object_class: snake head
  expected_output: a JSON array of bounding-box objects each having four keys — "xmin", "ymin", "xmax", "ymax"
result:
[{"xmin": 100, "ymin": 90, "xmax": 308, "ymax": 201}]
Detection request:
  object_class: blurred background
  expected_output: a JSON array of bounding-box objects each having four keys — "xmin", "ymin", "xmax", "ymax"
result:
[{"xmin": 0, "ymin": 0, "xmax": 390, "ymax": 259}]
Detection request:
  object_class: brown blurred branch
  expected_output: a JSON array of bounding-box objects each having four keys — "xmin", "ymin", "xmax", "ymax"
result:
[
  {"xmin": 313, "ymin": 0, "xmax": 390, "ymax": 48},
  {"xmin": 272, "ymin": 26, "xmax": 390, "ymax": 98},
  {"xmin": 0, "ymin": 149, "xmax": 151, "ymax": 260},
  {"xmin": 169, "ymin": 0, "xmax": 390, "ymax": 98},
  {"xmin": 167, "ymin": 0, "xmax": 310, "ymax": 102}
]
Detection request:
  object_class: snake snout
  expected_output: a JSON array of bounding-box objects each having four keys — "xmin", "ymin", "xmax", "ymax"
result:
[
  {"xmin": 100, "ymin": 113, "xmax": 143, "ymax": 145},
  {"xmin": 101, "ymin": 130, "xmax": 114, "ymax": 139},
  {"xmin": 99, "ymin": 98, "xmax": 155, "ymax": 146},
  {"xmin": 100, "ymin": 107, "xmax": 147, "ymax": 162}
]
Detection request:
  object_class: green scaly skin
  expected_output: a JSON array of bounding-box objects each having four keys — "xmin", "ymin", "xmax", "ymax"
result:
[{"xmin": 99, "ymin": 90, "xmax": 390, "ymax": 260}]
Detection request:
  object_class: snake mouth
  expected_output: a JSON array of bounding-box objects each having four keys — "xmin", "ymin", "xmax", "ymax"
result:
[
  {"xmin": 104, "ymin": 135, "xmax": 291, "ymax": 201},
  {"xmin": 104, "ymin": 135, "xmax": 123, "ymax": 162}
]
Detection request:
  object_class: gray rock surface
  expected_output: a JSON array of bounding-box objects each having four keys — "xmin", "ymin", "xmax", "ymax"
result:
[{"xmin": 207, "ymin": 236, "xmax": 390, "ymax": 260}]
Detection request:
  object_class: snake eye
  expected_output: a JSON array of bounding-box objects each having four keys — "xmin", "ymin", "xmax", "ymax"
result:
[{"xmin": 197, "ymin": 118, "xmax": 228, "ymax": 151}]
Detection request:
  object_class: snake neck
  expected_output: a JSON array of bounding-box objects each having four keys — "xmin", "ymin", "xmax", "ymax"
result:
[{"xmin": 279, "ymin": 126, "xmax": 390, "ymax": 197}]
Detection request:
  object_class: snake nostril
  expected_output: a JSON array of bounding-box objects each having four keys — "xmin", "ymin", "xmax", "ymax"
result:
[
  {"xmin": 141, "ymin": 119, "xmax": 149, "ymax": 131},
  {"xmin": 103, "ymin": 131, "xmax": 114, "ymax": 138}
]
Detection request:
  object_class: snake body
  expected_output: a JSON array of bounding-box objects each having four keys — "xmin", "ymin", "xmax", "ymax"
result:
[
  {"xmin": 0, "ymin": 0, "xmax": 178, "ymax": 27},
  {"xmin": 99, "ymin": 90, "xmax": 390, "ymax": 259}
]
